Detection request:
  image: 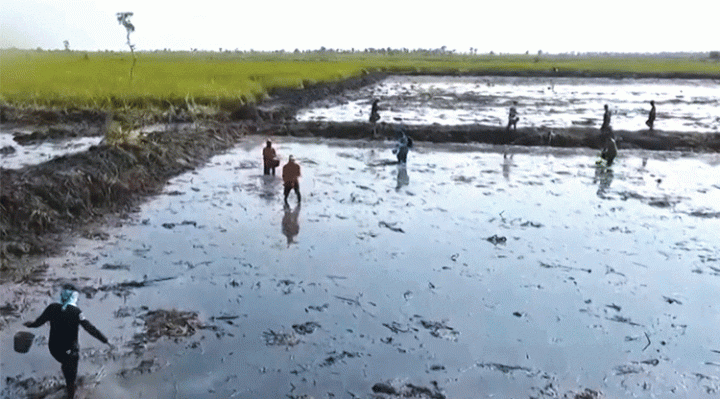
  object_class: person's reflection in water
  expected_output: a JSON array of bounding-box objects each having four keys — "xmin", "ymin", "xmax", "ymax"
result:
[
  {"xmin": 396, "ymin": 164, "xmax": 409, "ymax": 191},
  {"xmin": 502, "ymin": 152, "xmax": 513, "ymax": 181},
  {"xmin": 593, "ymin": 166, "xmax": 614, "ymax": 199},
  {"xmin": 282, "ymin": 202, "xmax": 301, "ymax": 247},
  {"xmin": 261, "ymin": 175, "xmax": 277, "ymax": 203}
]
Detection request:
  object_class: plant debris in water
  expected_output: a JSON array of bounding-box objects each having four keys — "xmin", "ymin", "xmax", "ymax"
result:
[{"xmin": 142, "ymin": 309, "xmax": 201, "ymax": 341}]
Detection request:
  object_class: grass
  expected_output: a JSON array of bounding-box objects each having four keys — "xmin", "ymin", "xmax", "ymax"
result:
[{"xmin": 1, "ymin": 49, "xmax": 718, "ymax": 113}]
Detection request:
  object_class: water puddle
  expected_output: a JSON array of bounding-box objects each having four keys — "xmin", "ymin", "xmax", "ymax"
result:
[
  {"xmin": 2, "ymin": 137, "xmax": 720, "ymax": 398},
  {"xmin": 296, "ymin": 75, "xmax": 720, "ymax": 133},
  {"xmin": 0, "ymin": 131, "xmax": 103, "ymax": 170}
]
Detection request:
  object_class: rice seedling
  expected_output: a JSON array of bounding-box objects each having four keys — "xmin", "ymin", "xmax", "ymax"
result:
[{"xmin": 1, "ymin": 49, "xmax": 716, "ymax": 116}]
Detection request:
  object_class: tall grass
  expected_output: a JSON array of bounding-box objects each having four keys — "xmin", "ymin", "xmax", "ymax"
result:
[{"xmin": 1, "ymin": 49, "xmax": 717, "ymax": 112}]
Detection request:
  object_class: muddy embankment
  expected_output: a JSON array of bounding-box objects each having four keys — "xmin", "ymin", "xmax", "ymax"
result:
[
  {"xmin": 1, "ymin": 71, "xmax": 718, "ymax": 270},
  {"xmin": 0, "ymin": 73, "xmax": 388, "ymax": 268},
  {"xmin": 279, "ymin": 121, "xmax": 720, "ymax": 152}
]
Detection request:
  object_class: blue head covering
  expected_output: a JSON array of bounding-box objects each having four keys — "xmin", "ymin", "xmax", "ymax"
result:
[{"xmin": 59, "ymin": 284, "xmax": 79, "ymax": 311}]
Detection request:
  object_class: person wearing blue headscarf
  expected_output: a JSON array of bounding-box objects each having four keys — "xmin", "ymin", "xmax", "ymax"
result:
[
  {"xmin": 24, "ymin": 284, "xmax": 112, "ymax": 399},
  {"xmin": 392, "ymin": 127, "xmax": 413, "ymax": 164}
]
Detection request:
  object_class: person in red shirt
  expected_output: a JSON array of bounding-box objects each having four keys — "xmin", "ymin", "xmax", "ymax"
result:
[
  {"xmin": 282, "ymin": 155, "xmax": 301, "ymax": 203},
  {"xmin": 24, "ymin": 284, "xmax": 113, "ymax": 399},
  {"xmin": 262, "ymin": 140, "xmax": 279, "ymax": 175}
]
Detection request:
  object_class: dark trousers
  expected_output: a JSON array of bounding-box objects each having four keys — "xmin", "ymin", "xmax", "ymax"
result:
[
  {"xmin": 264, "ymin": 159, "xmax": 279, "ymax": 175},
  {"xmin": 284, "ymin": 181, "xmax": 301, "ymax": 202},
  {"xmin": 51, "ymin": 347, "xmax": 79, "ymax": 398}
]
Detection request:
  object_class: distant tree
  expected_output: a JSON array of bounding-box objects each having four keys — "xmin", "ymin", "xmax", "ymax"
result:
[
  {"xmin": 710, "ymin": 51, "xmax": 720, "ymax": 60},
  {"xmin": 63, "ymin": 40, "xmax": 70, "ymax": 51},
  {"xmin": 116, "ymin": 12, "xmax": 137, "ymax": 81}
]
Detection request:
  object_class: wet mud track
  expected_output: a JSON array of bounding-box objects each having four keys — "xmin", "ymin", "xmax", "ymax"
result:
[{"xmin": 2, "ymin": 138, "xmax": 719, "ymax": 398}]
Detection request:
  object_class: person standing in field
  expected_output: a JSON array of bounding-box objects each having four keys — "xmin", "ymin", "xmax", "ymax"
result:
[
  {"xmin": 645, "ymin": 100, "xmax": 656, "ymax": 131},
  {"xmin": 369, "ymin": 99, "xmax": 381, "ymax": 136},
  {"xmin": 601, "ymin": 104, "xmax": 613, "ymax": 139},
  {"xmin": 392, "ymin": 129, "xmax": 413, "ymax": 164},
  {"xmin": 23, "ymin": 284, "xmax": 113, "ymax": 399},
  {"xmin": 282, "ymin": 155, "xmax": 301, "ymax": 203},
  {"xmin": 262, "ymin": 140, "xmax": 280, "ymax": 175},
  {"xmin": 600, "ymin": 137, "xmax": 618, "ymax": 166},
  {"xmin": 507, "ymin": 101, "xmax": 520, "ymax": 132}
]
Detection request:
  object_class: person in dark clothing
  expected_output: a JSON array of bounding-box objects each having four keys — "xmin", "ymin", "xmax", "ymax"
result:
[
  {"xmin": 507, "ymin": 101, "xmax": 520, "ymax": 132},
  {"xmin": 645, "ymin": 100, "xmax": 656, "ymax": 131},
  {"xmin": 392, "ymin": 130, "xmax": 413, "ymax": 164},
  {"xmin": 24, "ymin": 284, "xmax": 112, "ymax": 399},
  {"xmin": 601, "ymin": 104, "xmax": 613, "ymax": 140},
  {"xmin": 600, "ymin": 137, "xmax": 618, "ymax": 166},
  {"xmin": 369, "ymin": 99, "xmax": 381, "ymax": 136}
]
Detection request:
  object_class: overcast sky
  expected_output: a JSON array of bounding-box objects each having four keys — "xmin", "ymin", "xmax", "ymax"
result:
[{"xmin": 1, "ymin": 0, "xmax": 717, "ymax": 53}]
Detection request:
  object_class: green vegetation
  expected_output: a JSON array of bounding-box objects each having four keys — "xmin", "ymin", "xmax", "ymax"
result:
[{"xmin": 2, "ymin": 49, "xmax": 718, "ymax": 113}]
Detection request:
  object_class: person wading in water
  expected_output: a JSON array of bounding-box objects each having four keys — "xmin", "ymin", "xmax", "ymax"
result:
[
  {"xmin": 24, "ymin": 284, "xmax": 113, "ymax": 399},
  {"xmin": 282, "ymin": 155, "xmax": 301, "ymax": 204}
]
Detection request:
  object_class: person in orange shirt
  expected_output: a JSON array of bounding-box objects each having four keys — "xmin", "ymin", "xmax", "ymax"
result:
[
  {"xmin": 262, "ymin": 140, "xmax": 279, "ymax": 175},
  {"xmin": 282, "ymin": 155, "xmax": 301, "ymax": 203}
]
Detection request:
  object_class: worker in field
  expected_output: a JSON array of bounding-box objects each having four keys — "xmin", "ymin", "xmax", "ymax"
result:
[
  {"xmin": 23, "ymin": 284, "xmax": 114, "ymax": 399},
  {"xmin": 392, "ymin": 128, "xmax": 413, "ymax": 164},
  {"xmin": 369, "ymin": 99, "xmax": 381, "ymax": 136},
  {"xmin": 601, "ymin": 104, "xmax": 613, "ymax": 140},
  {"xmin": 282, "ymin": 155, "xmax": 301, "ymax": 203},
  {"xmin": 263, "ymin": 140, "xmax": 280, "ymax": 175},
  {"xmin": 600, "ymin": 137, "xmax": 618, "ymax": 166},
  {"xmin": 507, "ymin": 101, "xmax": 520, "ymax": 132},
  {"xmin": 645, "ymin": 100, "xmax": 656, "ymax": 131}
]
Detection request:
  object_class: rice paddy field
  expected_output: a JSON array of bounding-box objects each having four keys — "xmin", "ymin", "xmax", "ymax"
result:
[{"xmin": 1, "ymin": 49, "xmax": 718, "ymax": 112}]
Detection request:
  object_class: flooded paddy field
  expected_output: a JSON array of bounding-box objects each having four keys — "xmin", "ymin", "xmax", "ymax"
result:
[
  {"xmin": 2, "ymin": 137, "xmax": 719, "ymax": 398},
  {"xmin": 296, "ymin": 75, "xmax": 720, "ymax": 133},
  {"xmin": 0, "ymin": 130, "xmax": 103, "ymax": 170}
]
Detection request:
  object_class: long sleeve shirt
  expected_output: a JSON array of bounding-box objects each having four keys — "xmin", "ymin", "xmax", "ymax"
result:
[
  {"xmin": 26, "ymin": 303, "xmax": 108, "ymax": 354},
  {"xmin": 282, "ymin": 161, "xmax": 301, "ymax": 185}
]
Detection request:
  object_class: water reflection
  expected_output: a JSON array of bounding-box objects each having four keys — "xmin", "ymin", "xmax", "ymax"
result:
[
  {"xmin": 396, "ymin": 164, "xmax": 409, "ymax": 190},
  {"xmin": 593, "ymin": 166, "xmax": 614, "ymax": 199},
  {"xmin": 261, "ymin": 175, "xmax": 278, "ymax": 203},
  {"xmin": 282, "ymin": 203, "xmax": 301, "ymax": 246},
  {"xmin": 502, "ymin": 153, "xmax": 514, "ymax": 180}
]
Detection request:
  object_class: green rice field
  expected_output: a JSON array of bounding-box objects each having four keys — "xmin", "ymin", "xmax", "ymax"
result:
[{"xmin": 1, "ymin": 49, "xmax": 718, "ymax": 112}]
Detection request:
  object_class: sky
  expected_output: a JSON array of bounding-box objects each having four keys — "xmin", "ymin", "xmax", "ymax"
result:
[{"xmin": 1, "ymin": 0, "xmax": 717, "ymax": 54}]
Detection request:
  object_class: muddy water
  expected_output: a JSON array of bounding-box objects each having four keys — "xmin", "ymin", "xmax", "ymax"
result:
[
  {"xmin": 296, "ymin": 75, "xmax": 720, "ymax": 133},
  {"xmin": 2, "ymin": 137, "xmax": 720, "ymax": 398},
  {"xmin": 0, "ymin": 131, "xmax": 102, "ymax": 170}
]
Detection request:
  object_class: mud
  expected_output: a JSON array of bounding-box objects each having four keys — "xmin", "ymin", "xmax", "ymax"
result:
[{"xmin": 1, "ymin": 73, "xmax": 719, "ymax": 398}]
